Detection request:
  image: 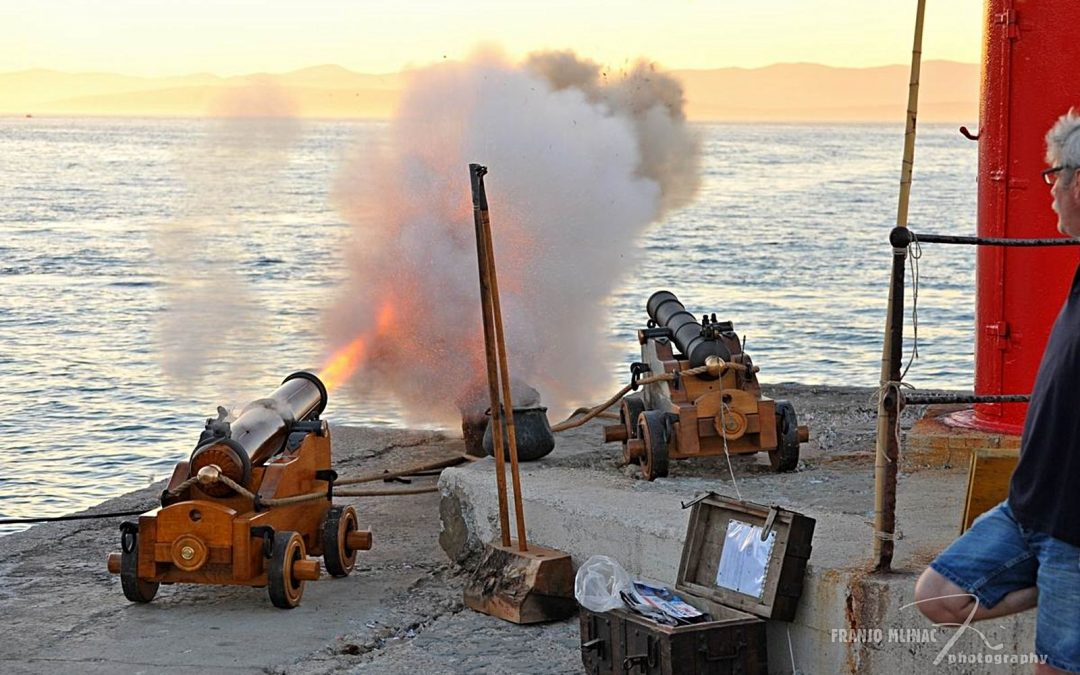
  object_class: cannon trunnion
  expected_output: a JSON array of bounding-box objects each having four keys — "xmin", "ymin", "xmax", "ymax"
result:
[
  {"xmin": 106, "ymin": 371, "xmax": 371, "ymax": 608},
  {"xmin": 603, "ymin": 291, "xmax": 809, "ymax": 480}
]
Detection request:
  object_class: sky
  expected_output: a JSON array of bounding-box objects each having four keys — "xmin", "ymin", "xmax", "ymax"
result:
[{"xmin": 2, "ymin": 0, "xmax": 983, "ymax": 76}]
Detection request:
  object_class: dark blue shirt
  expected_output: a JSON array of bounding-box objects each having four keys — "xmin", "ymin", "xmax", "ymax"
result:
[{"xmin": 1009, "ymin": 264, "xmax": 1080, "ymax": 547}]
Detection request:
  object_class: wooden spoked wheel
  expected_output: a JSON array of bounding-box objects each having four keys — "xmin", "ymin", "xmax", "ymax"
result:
[
  {"xmin": 120, "ymin": 531, "xmax": 159, "ymax": 603},
  {"xmin": 268, "ymin": 531, "xmax": 306, "ymax": 609},
  {"xmin": 322, "ymin": 505, "xmax": 358, "ymax": 577},
  {"xmin": 770, "ymin": 400, "xmax": 801, "ymax": 473},
  {"xmin": 620, "ymin": 396, "xmax": 646, "ymax": 465},
  {"xmin": 638, "ymin": 410, "xmax": 670, "ymax": 481}
]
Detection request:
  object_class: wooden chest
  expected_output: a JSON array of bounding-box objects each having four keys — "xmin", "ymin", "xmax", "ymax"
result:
[{"xmin": 579, "ymin": 494, "xmax": 815, "ymax": 675}]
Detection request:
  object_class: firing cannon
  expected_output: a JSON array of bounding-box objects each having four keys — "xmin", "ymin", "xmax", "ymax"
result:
[
  {"xmin": 106, "ymin": 371, "xmax": 372, "ymax": 608},
  {"xmin": 603, "ymin": 291, "xmax": 809, "ymax": 479}
]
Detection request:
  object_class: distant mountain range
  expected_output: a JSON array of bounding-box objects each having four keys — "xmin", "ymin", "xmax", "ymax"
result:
[{"xmin": 0, "ymin": 61, "xmax": 979, "ymax": 122}]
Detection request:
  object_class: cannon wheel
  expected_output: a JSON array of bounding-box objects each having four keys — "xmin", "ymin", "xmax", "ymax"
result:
[
  {"xmin": 322, "ymin": 505, "xmax": 358, "ymax": 577},
  {"xmin": 268, "ymin": 531, "xmax": 306, "ymax": 609},
  {"xmin": 770, "ymin": 400, "xmax": 800, "ymax": 472},
  {"xmin": 620, "ymin": 395, "xmax": 646, "ymax": 465},
  {"xmin": 638, "ymin": 410, "xmax": 670, "ymax": 481},
  {"xmin": 120, "ymin": 533, "xmax": 159, "ymax": 603}
]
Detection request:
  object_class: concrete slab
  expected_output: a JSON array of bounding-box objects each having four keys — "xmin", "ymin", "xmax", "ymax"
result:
[
  {"xmin": 439, "ymin": 385, "xmax": 1039, "ymax": 674},
  {"xmin": 0, "ymin": 429, "xmax": 476, "ymax": 675}
]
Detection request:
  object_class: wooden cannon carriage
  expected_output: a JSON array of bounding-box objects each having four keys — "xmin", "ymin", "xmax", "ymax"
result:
[
  {"xmin": 106, "ymin": 371, "xmax": 371, "ymax": 608},
  {"xmin": 603, "ymin": 291, "xmax": 809, "ymax": 480}
]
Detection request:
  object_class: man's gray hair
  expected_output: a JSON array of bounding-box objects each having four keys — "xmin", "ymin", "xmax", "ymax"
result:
[{"xmin": 1045, "ymin": 109, "xmax": 1080, "ymax": 168}]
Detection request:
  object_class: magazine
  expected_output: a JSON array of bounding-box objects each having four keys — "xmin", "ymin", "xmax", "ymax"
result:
[{"xmin": 619, "ymin": 582, "xmax": 711, "ymax": 626}]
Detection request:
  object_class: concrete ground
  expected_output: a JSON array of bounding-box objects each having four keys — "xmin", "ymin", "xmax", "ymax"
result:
[
  {"xmin": 0, "ymin": 385, "xmax": 1038, "ymax": 674},
  {"xmin": 0, "ymin": 425, "xmax": 584, "ymax": 675}
]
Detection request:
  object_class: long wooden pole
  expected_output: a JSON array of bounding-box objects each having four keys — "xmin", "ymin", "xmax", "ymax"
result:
[
  {"xmin": 873, "ymin": 0, "xmax": 925, "ymax": 571},
  {"xmin": 471, "ymin": 163, "xmax": 511, "ymax": 547},
  {"xmin": 480, "ymin": 189, "xmax": 529, "ymax": 553},
  {"xmin": 896, "ymin": 0, "xmax": 926, "ymax": 229}
]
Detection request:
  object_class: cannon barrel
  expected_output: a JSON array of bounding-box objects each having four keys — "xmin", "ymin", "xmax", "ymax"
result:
[
  {"xmin": 646, "ymin": 290, "xmax": 731, "ymax": 368},
  {"xmin": 188, "ymin": 371, "xmax": 328, "ymax": 494},
  {"xmin": 232, "ymin": 371, "xmax": 327, "ymax": 466}
]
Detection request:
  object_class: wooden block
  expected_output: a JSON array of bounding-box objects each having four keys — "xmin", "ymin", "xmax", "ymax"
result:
[
  {"xmin": 961, "ymin": 448, "xmax": 1019, "ymax": 533},
  {"xmin": 463, "ymin": 540, "xmax": 576, "ymax": 624}
]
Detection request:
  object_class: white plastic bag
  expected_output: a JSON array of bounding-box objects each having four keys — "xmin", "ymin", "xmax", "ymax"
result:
[{"xmin": 574, "ymin": 555, "xmax": 633, "ymax": 612}]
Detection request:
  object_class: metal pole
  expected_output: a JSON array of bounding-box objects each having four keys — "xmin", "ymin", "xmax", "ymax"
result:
[
  {"xmin": 874, "ymin": 0, "xmax": 925, "ymax": 571},
  {"xmin": 470, "ymin": 163, "xmax": 511, "ymax": 548}
]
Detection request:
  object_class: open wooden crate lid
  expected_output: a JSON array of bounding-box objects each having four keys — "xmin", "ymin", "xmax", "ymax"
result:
[{"xmin": 676, "ymin": 492, "xmax": 815, "ymax": 622}]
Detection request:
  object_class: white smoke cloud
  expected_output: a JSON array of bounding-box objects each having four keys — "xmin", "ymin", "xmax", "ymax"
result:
[{"xmin": 327, "ymin": 50, "xmax": 700, "ymax": 424}]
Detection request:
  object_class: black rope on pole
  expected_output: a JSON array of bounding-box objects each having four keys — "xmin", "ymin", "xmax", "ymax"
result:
[
  {"xmin": 0, "ymin": 508, "xmax": 153, "ymax": 526},
  {"xmin": 907, "ymin": 231, "xmax": 1080, "ymax": 247}
]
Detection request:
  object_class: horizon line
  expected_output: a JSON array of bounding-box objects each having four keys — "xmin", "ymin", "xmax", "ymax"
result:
[{"xmin": 2, "ymin": 59, "xmax": 980, "ymax": 80}]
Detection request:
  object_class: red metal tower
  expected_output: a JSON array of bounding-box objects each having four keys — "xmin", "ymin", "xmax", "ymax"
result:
[{"xmin": 973, "ymin": 0, "xmax": 1080, "ymax": 433}]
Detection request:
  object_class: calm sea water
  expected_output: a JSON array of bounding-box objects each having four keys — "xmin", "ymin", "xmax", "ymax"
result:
[{"xmin": 0, "ymin": 118, "xmax": 977, "ymax": 533}]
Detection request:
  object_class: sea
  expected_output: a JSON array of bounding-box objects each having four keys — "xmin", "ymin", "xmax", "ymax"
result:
[{"xmin": 0, "ymin": 118, "xmax": 979, "ymax": 534}]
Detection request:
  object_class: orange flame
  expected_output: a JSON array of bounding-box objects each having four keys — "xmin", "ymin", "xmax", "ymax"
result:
[
  {"xmin": 318, "ymin": 300, "xmax": 398, "ymax": 394},
  {"xmin": 376, "ymin": 302, "xmax": 396, "ymax": 334},
  {"xmin": 319, "ymin": 335, "xmax": 368, "ymax": 393}
]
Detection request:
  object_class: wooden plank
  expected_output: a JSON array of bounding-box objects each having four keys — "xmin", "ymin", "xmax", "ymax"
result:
[{"xmin": 961, "ymin": 448, "xmax": 1018, "ymax": 533}]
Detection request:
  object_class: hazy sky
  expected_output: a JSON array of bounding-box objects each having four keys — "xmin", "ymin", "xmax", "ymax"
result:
[{"xmin": 3, "ymin": 0, "xmax": 983, "ymax": 76}]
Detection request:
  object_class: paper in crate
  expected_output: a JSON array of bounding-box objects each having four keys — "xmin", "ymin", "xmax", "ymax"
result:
[{"xmin": 714, "ymin": 519, "xmax": 776, "ymax": 599}]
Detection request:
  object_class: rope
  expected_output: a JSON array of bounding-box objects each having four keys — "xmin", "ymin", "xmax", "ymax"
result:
[
  {"xmin": 336, "ymin": 486, "xmax": 439, "ymax": 497},
  {"xmin": 335, "ymin": 455, "xmax": 470, "ymax": 486},
  {"xmin": 165, "ymin": 454, "xmax": 470, "ymax": 508},
  {"xmin": 163, "ymin": 475, "xmax": 200, "ymax": 499},
  {"xmin": 786, "ymin": 626, "xmax": 800, "ymax": 675},
  {"xmin": 207, "ymin": 473, "xmax": 442, "ymax": 506},
  {"xmin": 900, "ymin": 233, "xmax": 922, "ymax": 381},
  {"xmin": 714, "ymin": 375, "xmax": 743, "ymax": 500},
  {"xmin": 551, "ymin": 362, "xmax": 737, "ymax": 433},
  {"xmin": 872, "ymin": 526, "xmax": 905, "ymax": 541},
  {"xmin": 551, "ymin": 383, "xmax": 634, "ymax": 432},
  {"xmin": 207, "ymin": 473, "xmax": 319, "ymax": 506},
  {"xmin": 874, "ymin": 380, "xmax": 913, "ymax": 464},
  {"xmin": 6, "ymin": 451, "xmax": 464, "ymax": 526},
  {"xmin": 549, "ymin": 359, "xmax": 751, "ymax": 495},
  {"xmin": 0, "ymin": 509, "xmax": 148, "ymax": 525}
]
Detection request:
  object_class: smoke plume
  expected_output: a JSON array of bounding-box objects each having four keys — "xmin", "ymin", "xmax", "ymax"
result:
[
  {"xmin": 327, "ymin": 50, "xmax": 700, "ymax": 424},
  {"xmin": 157, "ymin": 82, "xmax": 299, "ymax": 396}
]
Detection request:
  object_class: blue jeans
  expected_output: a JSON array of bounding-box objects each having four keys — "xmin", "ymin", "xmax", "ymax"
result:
[{"xmin": 930, "ymin": 500, "xmax": 1080, "ymax": 672}]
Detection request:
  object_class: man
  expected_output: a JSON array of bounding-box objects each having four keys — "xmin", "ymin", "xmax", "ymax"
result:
[{"xmin": 915, "ymin": 110, "xmax": 1080, "ymax": 674}]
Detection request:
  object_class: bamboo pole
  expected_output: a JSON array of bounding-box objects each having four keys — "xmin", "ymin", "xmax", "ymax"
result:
[
  {"xmin": 873, "ymin": 0, "xmax": 926, "ymax": 571},
  {"xmin": 480, "ymin": 189, "xmax": 529, "ymax": 553},
  {"xmin": 896, "ymin": 0, "xmax": 926, "ymax": 229},
  {"xmin": 471, "ymin": 163, "xmax": 511, "ymax": 547}
]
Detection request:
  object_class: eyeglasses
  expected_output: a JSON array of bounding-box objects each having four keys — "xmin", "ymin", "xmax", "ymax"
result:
[{"xmin": 1043, "ymin": 166, "xmax": 1074, "ymax": 185}]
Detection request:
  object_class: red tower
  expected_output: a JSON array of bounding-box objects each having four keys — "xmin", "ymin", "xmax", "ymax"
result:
[{"xmin": 972, "ymin": 0, "xmax": 1080, "ymax": 433}]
